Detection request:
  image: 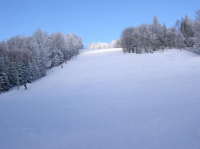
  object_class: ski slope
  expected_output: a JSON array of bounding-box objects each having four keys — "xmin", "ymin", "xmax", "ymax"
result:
[{"xmin": 1, "ymin": 48, "xmax": 200, "ymax": 149}]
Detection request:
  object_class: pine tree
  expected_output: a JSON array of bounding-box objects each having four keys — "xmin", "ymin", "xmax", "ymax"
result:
[
  {"xmin": 57, "ymin": 50, "xmax": 64, "ymax": 64},
  {"xmin": 181, "ymin": 15, "xmax": 195, "ymax": 47},
  {"xmin": 27, "ymin": 61, "xmax": 33, "ymax": 83},
  {"xmin": 194, "ymin": 10, "xmax": 200, "ymax": 50},
  {"xmin": 151, "ymin": 15, "xmax": 163, "ymax": 50},
  {"xmin": 7, "ymin": 63, "xmax": 16, "ymax": 87},
  {"xmin": 52, "ymin": 55, "xmax": 59, "ymax": 66},
  {"xmin": 0, "ymin": 66, "xmax": 10, "ymax": 92},
  {"xmin": 1, "ymin": 72, "xmax": 10, "ymax": 92},
  {"xmin": 31, "ymin": 59, "xmax": 41, "ymax": 80}
]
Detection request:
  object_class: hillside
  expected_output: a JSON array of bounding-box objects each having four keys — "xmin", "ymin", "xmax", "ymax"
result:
[{"xmin": 1, "ymin": 48, "xmax": 200, "ymax": 149}]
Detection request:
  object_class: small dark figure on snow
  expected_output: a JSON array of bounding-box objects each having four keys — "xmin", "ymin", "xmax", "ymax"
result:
[{"xmin": 24, "ymin": 84, "xmax": 27, "ymax": 90}]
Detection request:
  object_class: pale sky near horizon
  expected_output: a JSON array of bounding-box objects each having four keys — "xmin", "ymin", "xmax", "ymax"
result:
[{"xmin": 0, "ymin": 0, "xmax": 200, "ymax": 47}]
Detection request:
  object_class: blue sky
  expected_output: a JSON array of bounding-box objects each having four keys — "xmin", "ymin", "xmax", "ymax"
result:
[{"xmin": 0, "ymin": 0, "xmax": 200, "ymax": 47}]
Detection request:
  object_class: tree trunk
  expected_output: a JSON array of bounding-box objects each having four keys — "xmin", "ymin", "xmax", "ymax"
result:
[{"xmin": 132, "ymin": 48, "xmax": 134, "ymax": 53}]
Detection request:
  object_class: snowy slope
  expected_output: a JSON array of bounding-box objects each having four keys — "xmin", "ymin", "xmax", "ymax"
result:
[{"xmin": 1, "ymin": 48, "xmax": 200, "ymax": 149}]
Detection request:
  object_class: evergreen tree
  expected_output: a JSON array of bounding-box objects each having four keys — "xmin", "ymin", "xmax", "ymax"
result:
[
  {"xmin": 26, "ymin": 61, "xmax": 33, "ymax": 83},
  {"xmin": 31, "ymin": 59, "xmax": 41, "ymax": 80},
  {"xmin": 7, "ymin": 62, "xmax": 17, "ymax": 87},
  {"xmin": 52, "ymin": 55, "xmax": 59, "ymax": 66},
  {"xmin": 194, "ymin": 10, "xmax": 200, "ymax": 50},
  {"xmin": 0, "ymin": 66, "xmax": 10, "ymax": 92},
  {"xmin": 57, "ymin": 50, "xmax": 64, "ymax": 64},
  {"xmin": 152, "ymin": 15, "xmax": 163, "ymax": 50},
  {"xmin": 181, "ymin": 15, "xmax": 195, "ymax": 47}
]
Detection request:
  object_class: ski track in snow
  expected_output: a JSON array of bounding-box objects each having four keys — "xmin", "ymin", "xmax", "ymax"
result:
[{"xmin": 1, "ymin": 48, "xmax": 200, "ymax": 149}]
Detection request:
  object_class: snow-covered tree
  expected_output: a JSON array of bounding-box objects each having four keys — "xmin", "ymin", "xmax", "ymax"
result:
[
  {"xmin": 138, "ymin": 24, "xmax": 152, "ymax": 52},
  {"xmin": 162, "ymin": 23, "xmax": 168, "ymax": 48},
  {"xmin": 194, "ymin": 10, "xmax": 200, "ymax": 50},
  {"xmin": 0, "ymin": 71, "xmax": 10, "ymax": 92},
  {"xmin": 151, "ymin": 15, "xmax": 163, "ymax": 50},
  {"xmin": 0, "ymin": 27, "xmax": 83, "ymax": 93},
  {"xmin": 33, "ymin": 28, "xmax": 49, "ymax": 77},
  {"xmin": 88, "ymin": 40, "xmax": 121, "ymax": 49},
  {"xmin": 181, "ymin": 15, "xmax": 195, "ymax": 47},
  {"xmin": 175, "ymin": 31, "xmax": 185, "ymax": 49},
  {"xmin": 168, "ymin": 27, "xmax": 176, "ymax": 49}
]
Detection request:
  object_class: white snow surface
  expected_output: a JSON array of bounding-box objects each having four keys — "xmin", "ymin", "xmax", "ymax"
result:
[{"xmin": 1, "ymin": 48, "xmax": 200, "ymax": 149}]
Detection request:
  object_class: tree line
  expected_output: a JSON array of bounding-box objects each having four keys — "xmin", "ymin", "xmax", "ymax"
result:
[
  {"xmin": 120, "ymin": 9, "xmax": 200, "ymax": 54},
  {"xmin": 89, "ymin": 40, "xmax": 121, "ymax": 49},
  {"xmin": 0, "ymin": 28, "xmax": 83, "ymax": 93}
]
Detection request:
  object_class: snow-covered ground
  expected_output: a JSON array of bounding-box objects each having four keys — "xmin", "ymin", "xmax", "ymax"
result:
[{"xmin": 1, "ymin": 48, "xmax": 200, "ymax": 149}]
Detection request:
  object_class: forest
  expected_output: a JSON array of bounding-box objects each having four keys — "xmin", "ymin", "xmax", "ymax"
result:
[
  {"xmin": 120, "ymin": 10, "xmax": 200, "ymax": 54},
  {"xmin": 0, "ymin": 28, "xmax": 83, "ymax": 93}
]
